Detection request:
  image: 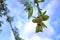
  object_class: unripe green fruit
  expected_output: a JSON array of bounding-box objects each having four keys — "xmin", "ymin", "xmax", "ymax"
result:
[
  {"xmin": 32, "ymin": 19, "xmax": 37, "ymax": 23},
  {"xmin": 36, "ymin": 25, "xmax": 43, "ymax": 33},
  {"xmin": 36, "ymin": 17, "xmax": 43, "ymax": 23},
  {"xmin": 42, "ymin": 15, "xmax": 49, "ymax": 21},
  {"xmin": 32, "ymin": 17, "xmax": 42, "ymax": 23},
  {"xmin": 37, "ymin": 23, "xmax": 41, "ymax": 26}
]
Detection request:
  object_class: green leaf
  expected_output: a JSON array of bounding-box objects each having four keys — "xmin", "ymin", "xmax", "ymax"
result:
[
  {"xmin": 38, "ymin": 12, "xmax": 40, "ymax": 16},
  {"xmin": 42, "ymin": 22, "xmax": 47, "ymax": 28},
  {"xmin": 30, "ymin": 2, "xmax": 33, "ymax": 5},
  {"xmin": 42, "ymin": 15, "xmax": 49, "ymax": 21},
  {"xmin": 28, "ymin": 8, "xmax": 33, "ymax": 19},
  {"xmin": 39, "ymin": 0, "xmax": 45, "ymax": 2},
  {"xmin": 25, "ymin": 5, "xmax": 30, "ymax": 11},
  {"xmin": 24, "ymin": 0, "xmax": 28, "ymax": 6},
  {"xmin": 41, "ymin": 0, "xmax": 44, "ymax": 2},
  {"xmin": 42, "ymin": 11, "xmax": 47, "ymax": 15},
  {"xmin": 32, "ymin": 16, "xmax": 37, "ymax": 19},
  {"xmin": 36, "ymin": 25, "xmax": 43, "ymax": 33}
]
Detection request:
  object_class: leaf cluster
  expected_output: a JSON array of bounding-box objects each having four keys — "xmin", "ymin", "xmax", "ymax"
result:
[{"xmin": 22, "ymin": 0, "xmax": 49, "ymax": 33}]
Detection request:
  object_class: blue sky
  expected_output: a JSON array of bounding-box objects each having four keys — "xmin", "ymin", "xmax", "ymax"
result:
[{"xmin": 0, "ymin": 0, "xmax": 60, "ymax": 40}]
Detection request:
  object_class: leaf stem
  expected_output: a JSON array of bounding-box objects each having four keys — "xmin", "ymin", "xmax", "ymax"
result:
[{"xmin": 37, "ymin": 3, "xmax": 42, "ymax": 14}]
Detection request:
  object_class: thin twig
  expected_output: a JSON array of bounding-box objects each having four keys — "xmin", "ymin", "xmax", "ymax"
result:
[
  {"xmin": 37, "ymin": 3, "xmax": 42, "ymax": 14},
  {"xmin": 9, "ymin": 22, "xmax": 17, "ymax": 40}
]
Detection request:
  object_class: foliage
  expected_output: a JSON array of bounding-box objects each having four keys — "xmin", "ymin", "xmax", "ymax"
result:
[
  {"xmin": 20, "ymin": 0, "xmax": 49, "ymax": 33},
  {"xmin": 0, "ymin": 0, "xmax": 49, "ymax": 40},
  {"xmin": 0, "ymin": 0, "xmax": 23, "ymax": 40}
]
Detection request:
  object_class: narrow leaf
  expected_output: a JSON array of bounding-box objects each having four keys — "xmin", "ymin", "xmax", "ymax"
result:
[
  {"xmin": 42, "ymin": 22, "xmax": 47, "ymax": 28},
  {"xmin": 28, "ymin": 8, "xmax": 33, "ymax": 19},
  {"xmin": 24, "ymin": 0, "xmax": 28, "ymax": 6},
  {"xmin": 32, "ymin": 16, "xmax": 37, "ymax": 18},
  {"xmin": 41, "ymin": 0, "xmax": 44, "ymax": 2},
  {"xmin": 42, "ymin": 11, "xmax": 47, "ymax": 15},
  {"xmin": 24, "ymin": 5, "xmax": 30, "ymax": 11},
  {"xmin": 39, "ymin": 0, "xmax": 45, "ymax": 2},
  {"xmin": 30, "ymin": 2, "xmax": 33, "ymax": 5},
  {"xmin": 42, "ymin": 15, "xmax": 49, "ymax": 21}
]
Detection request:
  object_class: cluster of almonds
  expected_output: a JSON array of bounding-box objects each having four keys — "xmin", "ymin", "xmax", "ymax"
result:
[
  {"xmin": 32, "ymin": 15, "xmax": 49, "ymax": 23},
  {"xmin": 32, "ymin": 14, "xmax": 49, "ymax": 32}
]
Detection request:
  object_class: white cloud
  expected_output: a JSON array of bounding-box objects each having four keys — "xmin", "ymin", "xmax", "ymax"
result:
[
  {"xmin": 10, "ymin": 31, "xmax": 15, "ymax": 40},
  {"xmin": 42, "ymin": 21, "xmax": 56, "ymax": 37},
  {"xmin": 20, "ymin": 21, "xmax": 37, "ymax": 38},
  {"xmin": 20, "ymin": 20, "xmax": 56, "ymax": 40},
  {"xmin": 43, "ymin": 0, "xmax": 57, "ymax": 16},
  {"xmin": 26, "ymin": 36, "xmax": 53, "ymax": 40},
  {"xmin": 23, "ymin": 21, "xmax": 37, "ymax": 33},
  {"xmin": 30, "ymin": 35, "xmax": 41, "ymax": 40},
  {"xmin": 16, "ymin": 21, "xmax": 23, "ymax": 30},
  {"xmin": 42, "ymin": 37, "xmax": 53, "ymax": 40}
]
